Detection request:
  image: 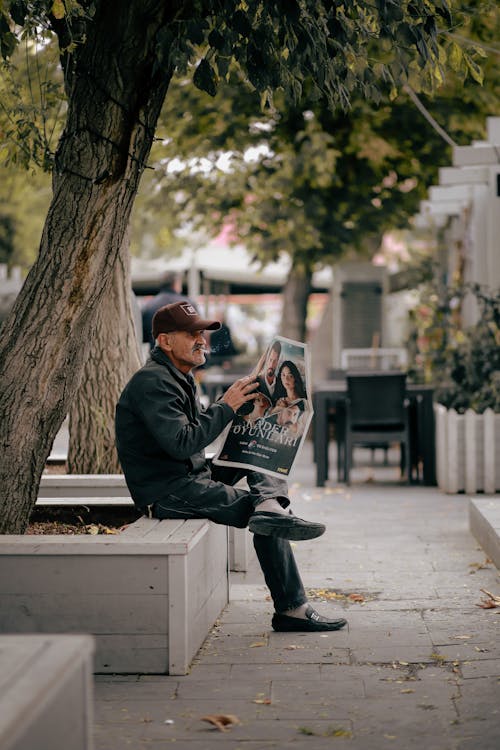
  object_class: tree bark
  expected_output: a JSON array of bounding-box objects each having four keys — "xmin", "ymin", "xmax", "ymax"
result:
[
  {"xmin": 67, "ymin": 232, "xmax": 141, "ymax": 474},
  {"xmin": 279, "ymin": 266, "xmax": 313, "ymax": 342},
  {"xmin": 0, "ymin": 1, "xmax": 177, "ymax": 532}
]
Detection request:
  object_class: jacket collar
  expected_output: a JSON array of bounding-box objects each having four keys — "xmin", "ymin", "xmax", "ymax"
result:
[{"xmin": 150, "ymin": 345, "xmax": 196, "ymax": 393}]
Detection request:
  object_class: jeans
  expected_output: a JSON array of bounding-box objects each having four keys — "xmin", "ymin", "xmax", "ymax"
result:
[{"xmin": 152, "ymin": 462, "xmax": 307, "ymax": 613}]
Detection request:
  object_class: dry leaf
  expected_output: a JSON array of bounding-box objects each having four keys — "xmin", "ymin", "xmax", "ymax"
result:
[
  {"xmin": 430, "ymin": 653, "xmax": 446, "ymax": 662},
  {"xmin": 475, "ymin": 588, "xmax": 500, "ymax": 609},
  {"xmin": 253, "ymin": 698, "xmax": 272, "ymax": 705},
  {"xmin": 476, "ymin": 598, "xmax": 498, "ymax": 609},
  {"xmin": 469, "ymin": 562, "xmax": 488, "ymax": 573},
  {"xmin": 201, "ymin": 714, "xmax": 240, "ymax": 732},
  {"xmin": 249, "ymin": 641, "xmax": 266, "ymax": 648},
  {"xmin": 348, "ymin": 593, "xmax": 365, "ymax": 603}
]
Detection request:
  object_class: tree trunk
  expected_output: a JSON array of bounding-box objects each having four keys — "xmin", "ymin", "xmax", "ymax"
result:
[
  {"xmin": 67, "ymin": 233, "xmax": 141, "ymax": 474},
  {"xmin": 279, "ymin": 266, "xmax": 313, "ymax": 342},
  {"xmin": 0, "ymin": 1, "xmax": 177, "ymax": 532}
]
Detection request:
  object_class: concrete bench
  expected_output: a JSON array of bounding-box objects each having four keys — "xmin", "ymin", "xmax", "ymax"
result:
[
  {"xmin": 469, "ymin": 498, "xmax": 500, "ymax": 569},
  {"xmin": 38, "ymin": 473, "xmax": 253, "ymax": 572},
  {"xmin": 0, "ymin": 517, "xmax": 228, "ymax": 675},
  {"xmin": 0, "ymin": 634, "xmax": 94, "ymax": 750}
]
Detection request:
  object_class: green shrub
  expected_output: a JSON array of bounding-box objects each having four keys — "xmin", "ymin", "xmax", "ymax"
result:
[{"xmin": 407, "ymin": 283, "xmax": 500, "ymax": 413}]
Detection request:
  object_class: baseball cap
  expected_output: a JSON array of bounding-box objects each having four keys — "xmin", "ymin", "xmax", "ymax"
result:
[{"xmin": 152, "ymin": 301, "xmax": 221, "ymax": 339}]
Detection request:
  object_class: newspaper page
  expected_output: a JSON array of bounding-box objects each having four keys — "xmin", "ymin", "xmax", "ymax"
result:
[{"xmin": 212, "ymin": 336, "xmax": 314, "ymax": 479}]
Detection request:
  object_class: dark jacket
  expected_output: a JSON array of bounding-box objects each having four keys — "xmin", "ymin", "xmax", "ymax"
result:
[
  {"xmin": 256, "ymin": 374, "xmax": 279, "ymax": 405},
  {"xmin": 115, "ymin": 346, "xmax": 234, "ymax": 509}
]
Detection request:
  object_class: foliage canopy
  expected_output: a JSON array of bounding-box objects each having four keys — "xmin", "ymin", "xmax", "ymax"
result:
[{"xmin": 1, "ymin": 0, "xmax": 489, "ymax": 172}]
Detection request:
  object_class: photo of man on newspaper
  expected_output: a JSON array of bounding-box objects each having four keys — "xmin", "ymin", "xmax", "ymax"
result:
[{"xmin": 213, "ymin": 336, "xmax": 313, "ymax": 478}]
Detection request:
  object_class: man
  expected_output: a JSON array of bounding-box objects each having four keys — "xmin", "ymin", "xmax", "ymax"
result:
[
  {"xmin": 257, "ymin": 340, "xmax": 282, "ymax": 404},
  {"xmin": 116, "ymin": 301, "xmax": 346, "ymax": 633}
]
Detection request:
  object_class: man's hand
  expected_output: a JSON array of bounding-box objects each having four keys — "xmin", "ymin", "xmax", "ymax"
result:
[{"xmin": 221, "ymin": 375, "xmax": 259, "ymax": 412}]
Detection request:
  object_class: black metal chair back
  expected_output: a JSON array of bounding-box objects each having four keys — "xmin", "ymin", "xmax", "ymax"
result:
[
  {"xmin": 342, "ymin": 371, "xmax": 412, "ymax": 485},
  {"xmin": 347, "ymin": 371, "xmax": 407, "ymax": 428}
]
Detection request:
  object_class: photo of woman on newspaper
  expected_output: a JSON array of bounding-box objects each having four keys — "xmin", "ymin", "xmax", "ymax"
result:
[{"xmin": 213, "ymin": 336, "xmax": 313, "ymax": 478}]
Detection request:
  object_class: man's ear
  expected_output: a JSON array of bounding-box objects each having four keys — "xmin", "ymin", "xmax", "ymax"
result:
[{"xmin": 158, "ymin": 333, "xmax": 173, "ymax": 351}]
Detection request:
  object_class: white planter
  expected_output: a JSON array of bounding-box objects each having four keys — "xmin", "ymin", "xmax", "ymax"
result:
[
  {"xmin": 434, "ymin": 404, "xmax": 500, "ymax": 494},
  {"xmin": 0, "ymin": 518, "xmax": 228, "ymax": 675},
  {"xmin": 38, "ymin": 473, "xmax": 251, "ymax": 572},
  {"xmin": 0, "ymin": 634, "xmax": 94, "ymax": 750}
]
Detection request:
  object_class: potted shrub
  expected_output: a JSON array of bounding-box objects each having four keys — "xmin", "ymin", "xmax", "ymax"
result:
[{"xmin": 408, "ymin": 283, "xmax": 500, "ymax": 493}]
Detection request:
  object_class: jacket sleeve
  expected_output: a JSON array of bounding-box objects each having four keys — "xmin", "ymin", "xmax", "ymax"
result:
[{"xmin": 129, "ymin": 369, "xmax": 234, "ymax": 459}]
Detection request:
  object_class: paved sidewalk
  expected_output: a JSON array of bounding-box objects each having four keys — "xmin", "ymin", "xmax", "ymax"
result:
[{"xmin": 94, "ymin": 444, "xmax": 500, "ymax": 749}]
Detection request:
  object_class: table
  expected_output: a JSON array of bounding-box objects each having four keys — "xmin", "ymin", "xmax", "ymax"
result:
[{"xmin": 312, "ymin": 380, "xmax": 436, "ymax": 487}]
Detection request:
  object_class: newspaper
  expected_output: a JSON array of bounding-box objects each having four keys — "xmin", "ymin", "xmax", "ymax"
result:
[{"xmin": 212, "ymin": 336, "xmax": 313, "ymax": 479}]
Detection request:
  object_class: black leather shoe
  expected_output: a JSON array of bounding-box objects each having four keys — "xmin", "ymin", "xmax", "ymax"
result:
[
  {"xmin": 248, "ymin": 511, "xmax": 326, "ymax": 541},
  {"xmin": 272, "ymin": 605, "xmax": 347, "ymax": 632}
]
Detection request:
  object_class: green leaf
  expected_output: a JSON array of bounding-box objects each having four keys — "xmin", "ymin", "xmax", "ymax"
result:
[
  {"xmin": 216, "ymin": 53, "xmax": 230, "ymax": 81},
  {"xmin": 448, "ymin": 41, "xmax": 462, "ymax": 72},
  {"xmin": 8, "ymin": 1, "xmax": 28, "ymax": 27},
  {"xmin": 464, "ymin": 52, "xmax": 484, "ymax": 85},
  {"xmin": 186, "ymin": 20, "xmax": 207, "ymax": 46},
  {"xmin": 51, "ymin": 0, "xmax": 66, "ymax": 20},
  {"xmin": 208, "ymin": 28, "xmax": 226, "ymax": 51},
  {"xmin": 1, "ymin": 30, "xmax": 17, "ymax": 59},
  {"xmin": 193, "ymin": 58, "xmax": 218, "ymax": 96}
]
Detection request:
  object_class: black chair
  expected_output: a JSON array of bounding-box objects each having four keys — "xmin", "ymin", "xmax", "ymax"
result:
[{"xmin": 342, "ymin": 372, "xmax": 412, "ymax": 485}]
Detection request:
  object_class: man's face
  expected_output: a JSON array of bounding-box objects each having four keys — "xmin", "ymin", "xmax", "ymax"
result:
[
  {"xmin": 279, "ymin": 404, "xmax": 300, "ymax": 426},
  {"xmin": 266, "ymin": 349, "xmax": 280, "ymax": 381},
  {"xmin": 159, "ymin": 330, "xmax": 207, "ymax": 373}
]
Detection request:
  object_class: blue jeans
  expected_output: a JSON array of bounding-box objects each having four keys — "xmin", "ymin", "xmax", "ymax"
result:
[{"xmin": 152, "ymin": 462, "xmax": 307, "ymax": 613}]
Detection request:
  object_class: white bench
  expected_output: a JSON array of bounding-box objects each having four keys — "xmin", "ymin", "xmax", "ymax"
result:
[
  {"xmin": 0, "ymin": 517, "xmax": 228, "ymax": 675},
  {"xmin": 38, "ymin": 473, "xmax": 253, "ymax": 572},
  {"xmin": 0, "ymin": 634, "xmax": 94, "ymax": 750}
]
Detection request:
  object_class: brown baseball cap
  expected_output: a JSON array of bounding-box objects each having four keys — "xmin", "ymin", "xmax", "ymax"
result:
[{"xmin": 152, "ymin": 301, "xmax": 221, "ymax": 339}]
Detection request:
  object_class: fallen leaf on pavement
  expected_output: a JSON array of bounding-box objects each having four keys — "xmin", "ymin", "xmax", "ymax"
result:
[
  {"xmin": 430, "ymin": 653, "xmax": 446, "ymax": 662},
  {"xmin": 249, "ymin": 641, "xmax": 266, "ymax": 648},
  {"xmin": 348, "ymin": 593, "xmax": 365, "ymax": 603},
  {"xmin": 253, "ymin": 698, "xmax": 272, "ymax": 704},
  {"xmin": 468, "ymin": 561, "xmax": 491, "ymax": 573},
  {"xmin": 201, "ymin": 714, "xmax": 240, "ymax": 732},
  {"xmin": 475, "ymin": 588, "xmax": 500, "ymax": 609},
  {"xmin": 476, "ymin": 598, "xmax": 499, "ymax": 609}
]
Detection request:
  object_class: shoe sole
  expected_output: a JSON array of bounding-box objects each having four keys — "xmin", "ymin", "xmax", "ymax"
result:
[
  {"xmin": 248, "ymin": 519, "xmax": 326, "ymax": 541},
  {"xmin": 272, "ymin": 619, "xmax": 347, "ymax": 632}
]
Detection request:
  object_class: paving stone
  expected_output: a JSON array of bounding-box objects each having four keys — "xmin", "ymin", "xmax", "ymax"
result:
[
  {"xmin": 460, "ymin": 659, "xmax": 500, "ymax": 678},
  {"xmin": 230, "ymin": 663, "xmax": 322, "ymax": 679},
  {"xmin": 271, "ymin": 677, "xmax": 364, "ymax": 703},
  {"xmin": 351, "ymin": 644, "xmax": 441, "ymax": 664},
  {"xmin": 93, "ymin": 446, "xmax": 500, "ymax": 750},
  {"xmin": 95, "ymin": 682, "xmax": 178, "ymax": 702},
  {"xmin": 436, "ymin": 641, "xmax": 500, "ymax": 662}
]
